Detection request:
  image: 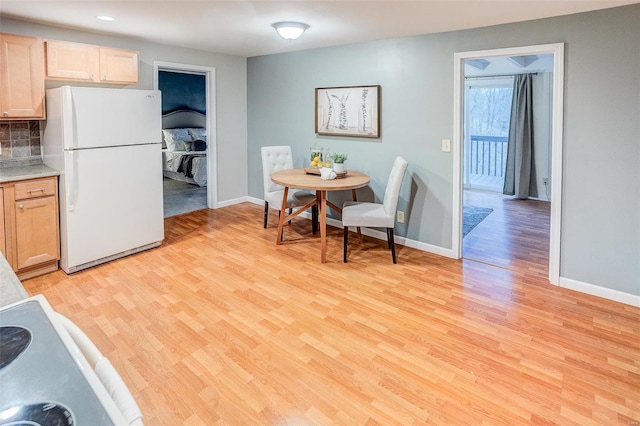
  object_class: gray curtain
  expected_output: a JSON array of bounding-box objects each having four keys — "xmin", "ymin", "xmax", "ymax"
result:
[{"xmin": 503, "ymin": 74, "xmax": 537, "ymax": 199}]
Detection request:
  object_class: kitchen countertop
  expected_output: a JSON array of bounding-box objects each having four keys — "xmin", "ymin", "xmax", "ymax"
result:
[
  {"xmin": 0, "ymin": 253, "xmax": 28, "ymax": 307},
  {"xmin": 0, "ymin": 159, "xmax": 60, "ymax": 184}
]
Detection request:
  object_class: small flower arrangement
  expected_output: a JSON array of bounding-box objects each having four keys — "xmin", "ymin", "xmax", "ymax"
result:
[
  {"xmin": 331, "ymin": 153, "xmax": 348, "ymax": 164},
  {"xmin": 331, "ymin": 153, "xmax": 348, "ymax": 172}
]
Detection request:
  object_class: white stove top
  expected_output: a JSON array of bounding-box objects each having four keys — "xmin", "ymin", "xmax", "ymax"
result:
[{"xmin": 0, "ymin": 296, "xmax": 125, "ymax": 425}]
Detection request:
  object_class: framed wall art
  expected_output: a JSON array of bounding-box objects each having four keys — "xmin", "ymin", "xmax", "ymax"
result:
[{"xmin": 315, "ymin": 85, "xmax": 380, "ymax": 138}]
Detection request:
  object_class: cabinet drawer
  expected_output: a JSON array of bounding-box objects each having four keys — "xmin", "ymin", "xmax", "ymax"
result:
[{"xmin": 14, "ymin": 178, "xmax": 57, "ymax": 200}]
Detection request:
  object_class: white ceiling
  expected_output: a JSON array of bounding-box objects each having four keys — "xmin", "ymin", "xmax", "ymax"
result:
[{"xmin": 1, "ymin": 1, "xmax": 638, "ymax": 58}]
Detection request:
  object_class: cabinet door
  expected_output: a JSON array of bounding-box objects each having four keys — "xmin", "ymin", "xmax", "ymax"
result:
[
  {"xmin": 0, "ymin": 33, "xmax": 45, "ymax": 119},
  {"xmin": 0, "ymin": 187, "xmax": 5, "ymax": 257},
  {"xmin": 14, "ymin": 196, "xmax": 60, "ymax": 270},
  {"xmin": 99, "ymin": 47, "xmax": 139, "ymax": 84},
  {"xmin": 45, "ymin": 40, "xmax": 99, "ymax": 82}
]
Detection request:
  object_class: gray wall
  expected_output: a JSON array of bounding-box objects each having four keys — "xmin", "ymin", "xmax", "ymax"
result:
[
  {"xmin": 0, "ymin": 17, "xmax": 248, "ymax": 204},
  {"xmin": 248, "ymin": 5, "xmax": 640, "ymax": 296},
  {"xmin": 532, "ymin": 73, "xmax": 552, "ymax": 199}
]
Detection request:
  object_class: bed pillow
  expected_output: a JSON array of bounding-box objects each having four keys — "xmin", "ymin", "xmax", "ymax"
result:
[
  {"xmin": 162, "ymin": 128, "xmax": 191, "ymax": 151},
  {"xmin": 193, "ymin": 139, "xmax": 207, "ymax": 151},
  {"xmin": 188, "ymin": 128, "xmax": 207, "ymax": 142}
]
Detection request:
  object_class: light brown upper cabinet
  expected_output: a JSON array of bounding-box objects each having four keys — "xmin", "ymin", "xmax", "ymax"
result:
[
  {"xmin": 99, "ymin": 46, "xmax": 139, "ymax": 84},
  {"xmin": 46, "ymin": 40, "xmax": 139, "ymax": 84},
  {"xmin": 0, "ymin": 33, "xmax": 45, "ymax": 120},
  {"xmin": 45, "ymin": 40, "xmax": 99, "ymax": 81}
]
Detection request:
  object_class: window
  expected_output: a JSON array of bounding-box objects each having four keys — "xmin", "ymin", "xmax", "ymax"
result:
[{"xmin": 464, "ymin": 78, "xmax": 513, "ymax": 191}]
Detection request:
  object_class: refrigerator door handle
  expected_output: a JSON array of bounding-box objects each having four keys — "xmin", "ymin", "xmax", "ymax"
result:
[{"xmin": 66, "ymin": 150, "xmax": 76, "ymax": 212}]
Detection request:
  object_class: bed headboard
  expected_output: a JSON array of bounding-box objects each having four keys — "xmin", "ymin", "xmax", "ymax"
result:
[{"xmin": 162, "ymin": 109, "xmax": 206, "ymax": 129}]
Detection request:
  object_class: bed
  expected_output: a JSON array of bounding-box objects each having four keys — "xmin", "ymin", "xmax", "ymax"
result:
[{"xmin": 161, "ymin": 109, "xmax": 208, "ymax": 187}]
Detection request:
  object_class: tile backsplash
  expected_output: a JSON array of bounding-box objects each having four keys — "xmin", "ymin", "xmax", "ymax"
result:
[{"xmin": 0, "ymin": 120, "xmax": 42, "ymax": 160}]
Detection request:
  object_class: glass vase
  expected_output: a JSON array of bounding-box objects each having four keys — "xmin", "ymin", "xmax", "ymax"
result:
[{"xmin": 309, "ymin": 145, "xmax": 324, "ymax": 169}]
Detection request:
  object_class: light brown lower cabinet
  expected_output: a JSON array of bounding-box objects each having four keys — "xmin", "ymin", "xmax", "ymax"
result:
[
  {"xmin": 0, "ymin": 187, "xmax": 5, "ymax": 257},
  {"xmin": 1, "ymin": 176, "xmax": 60, "ymax": 279}
]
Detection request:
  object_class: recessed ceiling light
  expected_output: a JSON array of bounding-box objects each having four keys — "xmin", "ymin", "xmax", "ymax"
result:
[{"xmin": 97, "ymin": 15, "xmax": 115, "ymax": 22}]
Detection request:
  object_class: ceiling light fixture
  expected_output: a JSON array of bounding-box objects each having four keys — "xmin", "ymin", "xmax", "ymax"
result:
[
  {"xmin": 97, "ymin": 15, "xmax": 115, "ymax": 21},
  {"xmin": 272, "ymin": 21, "xmax": 309, "ymax": 40}
]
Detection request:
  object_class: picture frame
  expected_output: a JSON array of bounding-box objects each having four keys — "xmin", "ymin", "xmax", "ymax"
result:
[{"xmin": 315, "ymin": 85, "xmax": 380, "ymax": 138}]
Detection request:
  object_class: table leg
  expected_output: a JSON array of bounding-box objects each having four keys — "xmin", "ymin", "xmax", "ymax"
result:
[
  {"xmin": 276, "ymin": 186, "xmax": 289, "ymax": 244},
  {"xmin": 320, "ymin": 190, "xmax": 327, "ymax": 263},
  {"xmin": 351, "ymin": 188, "xmax": 362, "ymax": 240},
  {"xmin": 315, "ymin": 190, "xmax": 322, "ymax": 237}
]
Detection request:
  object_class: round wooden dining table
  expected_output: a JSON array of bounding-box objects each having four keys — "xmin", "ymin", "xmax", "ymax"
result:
[{"xmin": 270, "ymin": 168, "xmax": 370, "ymax": 263}]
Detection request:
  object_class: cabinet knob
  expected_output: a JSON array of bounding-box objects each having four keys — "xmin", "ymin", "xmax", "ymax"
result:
[
  {"xmin": 18, "ymin": 204, "xmax": 24, "ymax": 209},
  {"xmin": 2, "ymin": 112, "xmax": 8, "ymax": 116}
]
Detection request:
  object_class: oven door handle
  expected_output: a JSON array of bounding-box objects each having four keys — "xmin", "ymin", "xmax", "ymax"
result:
[
  {"xmin": 56, "ymin": 313, "xmax": 144, "ymax": 426},
  {"xmin": 94, "ymin": 357, "xmax": 144, "ymax": 426}
]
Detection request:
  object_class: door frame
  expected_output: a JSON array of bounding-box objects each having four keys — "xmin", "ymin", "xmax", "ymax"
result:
[
  {"xmin": 452, "ymin": 43, "xmax": 564, "ymax": 285},
  {"xmin": 153, "ymin": 61, "xmax": 218, "ymax": 209}
]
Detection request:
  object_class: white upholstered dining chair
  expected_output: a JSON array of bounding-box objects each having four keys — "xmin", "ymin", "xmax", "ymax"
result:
[
  {"xmin": 342, "ymin": 156, "xmax": 408, "ymax": 263},
  {"xmin": 261, "ymin": 146, "xmax": 317, "ymax": 232}
]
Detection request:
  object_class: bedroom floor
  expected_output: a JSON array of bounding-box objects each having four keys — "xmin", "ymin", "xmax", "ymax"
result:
[
  {"xmin": 163, "ymin": 177, "xmax": 207, "ymax": 217},
  {"xmin": 463, "ymin": 189, "xmax": 550, "ymax": 279}
]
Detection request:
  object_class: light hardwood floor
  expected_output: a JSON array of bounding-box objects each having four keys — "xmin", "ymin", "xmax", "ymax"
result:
[
  {"xmin": 463, "ymin": 189, "xmax": 551, "ymax": 279},
  {"xmin": 24, "ymin": 203, "xmax": 639, "ymax": 425}
]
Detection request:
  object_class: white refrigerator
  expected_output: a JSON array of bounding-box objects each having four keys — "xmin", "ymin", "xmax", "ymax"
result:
[{"xmin": 42, "ymin": 86, "xmax": 164, "ymax": 274}]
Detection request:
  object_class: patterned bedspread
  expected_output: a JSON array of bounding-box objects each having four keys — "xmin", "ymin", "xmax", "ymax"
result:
[{"xmin": 162, "ymin": 150, "xmax": 207, "ymax": 187}]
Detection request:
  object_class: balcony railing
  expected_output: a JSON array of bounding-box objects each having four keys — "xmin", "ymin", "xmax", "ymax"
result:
[{"xmin": 467, "ymin": 135, "xmax": 508, "ymax": 188}]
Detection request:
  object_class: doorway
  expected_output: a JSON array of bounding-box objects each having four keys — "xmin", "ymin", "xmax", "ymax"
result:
[
  {"xmin": 453, "ymin": 44, "xmax": 565, "ymax": 285},
  {"xmin": 154, "ymin": 61, "xmax": 218, "ymax": 215}
]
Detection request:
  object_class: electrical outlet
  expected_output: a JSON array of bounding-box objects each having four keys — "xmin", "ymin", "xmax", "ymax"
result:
[
  {"xmin": 397, "ymin": 211, "xmax": 405, "ymax": 223},
  {"xmin": 543, "ymin": 178, "xmax": 549, "ymax": 186}
]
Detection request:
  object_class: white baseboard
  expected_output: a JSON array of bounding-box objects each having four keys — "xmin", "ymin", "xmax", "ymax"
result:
[
  {"xmin": 395, "ymin": 231, "xmax": 456, "ymax": 259},
  {"xmin": 345, "ymin": 220, "xmax": 455, "ymax": 259},
  {"xmin": 559, "ymin": 277, "xmax": 640, "ymax": 307},
  {"xmin": 217, "ymin": 196, "xmax": 254, "ymax": 208},
  {"xmin": 230, "ymin": 199, "xmax": 482, "ymax": 260},
  {"xmin": 298, "ymin": 212, "xmax": 456, "ymax": 259},
  {"xmin": 245, "ymin": 196, "xmax": 263, "ymax": 206}
]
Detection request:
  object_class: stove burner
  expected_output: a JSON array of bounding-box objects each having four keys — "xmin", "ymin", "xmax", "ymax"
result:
[
  {"xmin": 0, "ymin": 402, "xmax": 74, "ymax": 426},
  {"xmin": 0, "ymin": 326, "xmax": 31, "ymax": 370}
]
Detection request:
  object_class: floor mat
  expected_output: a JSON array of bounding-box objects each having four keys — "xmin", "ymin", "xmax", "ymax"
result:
[{"xmin": 463, "ymin": 205, "xmax": 493, "ymax": 237}]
